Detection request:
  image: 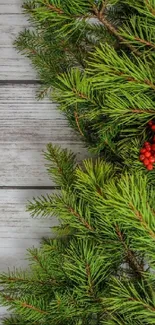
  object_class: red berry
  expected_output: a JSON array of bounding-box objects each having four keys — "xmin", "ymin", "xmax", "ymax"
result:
[
  {"xmin": 145, "ymin": 145, "xmax": 151, "ymax": 151},
  {"xmin": 145, "ymin": 151, "xmax": 151, "ymax": 158},
  {"xmin": 151, "ymin": 125, "xmax": 155, "ymax": 131},
  {"xmin": 144, "ymin": 142, "xmax": 150, "ymax": 147},
  {"xmin": 148, "ymin": 120, "xmax": 153, "ymax": 126},
  {"xmin": 143, "ymin": 158, "xmax": 150, "ymax": 166},
  {"xmin": 147, "ymin": 164, "xmax": 154, "ymax": 171},
  {"xmin": 140, "ymin": 148, "xmax": 146, "ymax": 154},
  {"xmin": 149, "ymin": 156, "xmax": 155, "ymax": 163},
  {"xmin": 139, "ymin": 155, "xmax": 145, "ymax": 161},
  {"xmin": 151, "ymin": 144, "xmax": 155, "ymax": 151}
]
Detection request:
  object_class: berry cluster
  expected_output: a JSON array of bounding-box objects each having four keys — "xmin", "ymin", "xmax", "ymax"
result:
[
  {"xmin": 148, "ymin": 120, "xmax": 155, "ymax": 131},
  {"xmin": 139, "ymin": 120, "xmax": 155, "ymax": 171}
]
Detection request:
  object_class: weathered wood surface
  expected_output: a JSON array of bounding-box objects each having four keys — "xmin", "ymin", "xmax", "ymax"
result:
[
  {"xmin": 0, "ymin": 82, "xmax": 87, "ymax": 319},
  {"xmin": 0, "ymin": 1, "xmax": 36, "ymax": 80},
  {"xmin": 0, "ymin": 188, "xmax": 57, "ymax": 320},
  {"xmin": 0, "ymin": 189, "xmax": 56, "ymax": 271},
  {"xmin": 0, "ymin": 0, "xmax": 88, "ymax": 322},
  {"xmin": 0, "ymin": 84, "xmax": 87, "ymax": 186}
]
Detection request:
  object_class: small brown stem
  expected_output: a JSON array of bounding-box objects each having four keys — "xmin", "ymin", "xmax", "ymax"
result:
[
  {"xmin": 3, "ymin": 295, "xmax": 47, "ymax": 314},
  {"xmin": 96, "ymin": 185, "xmax": 102, "ymax": 196},
  {"xmin": 100, "ymin": 0, "xmax": 108, "ymax": 16},
  {"xmin": 129, "ymin": 296, "xmax": 155, "ymax": 312},
  {"xmin": 72, "ymin": 88, "xmax": 89, "ymax": 101},
  {"xmin": 21, "ymin": 302, "xmax": 47, "ymax": 314},
  {"xmin": 46, "ymin": 2, "xmax": 64, "ymax": 14},
  {"xmin": 69, "ymin": 206, "xmax": 94, "ymax": 231},
  {"xmin": 45, "ymin": 1, "xmax": 95, "ymax": 19},
  {"xmin": 131, "ymin": 109, "xmax": 155, "ymax": 114},
  {"xmin": 32, "ymin": 254, "xmax": 54, "ymax": 279},
  {"xmin": 74, "ymin": 111, "xmax": 84, "ymax": 136},
  {"xmin": 110, "ymin": 70, "xmax": 155, "ymax": 91},
  {"xmin": 144, "ymin": 79, "xmax": 155, "ymax": 90},
  {"xmin": 145, "ymin": 0, "xmax": 155, "ymax": 16},
  {"xmin": 129, "ymin": 203, "xmax": 155, "ymax": 240},
  {"xmin": 135, "ymin": 37, "xmax": 155, "ymax": 49},
  {"xmin": 116, "ymin": 225, "xmax": 143, "ymax": 276},
  {"xmin": 45, "ymin": 145, "xmax": 72, "ymax": 186},
  {"xmin": 86, "ymin": 264, "xmax": 94, "ymax": 295},
  {"xmin": 93, "ymin": 5, "xmax": 141, "ymax": 56}
]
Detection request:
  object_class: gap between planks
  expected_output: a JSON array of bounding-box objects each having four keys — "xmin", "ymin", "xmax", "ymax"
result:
[
  {"xmin": 0, "ymin": 80, "xmax": 40, "ymax": 85},
  {"xmin": 0, "ymin": 186, "xmax": 60, "ymax": 190}
]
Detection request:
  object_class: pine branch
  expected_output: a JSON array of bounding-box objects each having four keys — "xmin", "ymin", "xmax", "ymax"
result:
[
  {"xmin": 1, "ymin": 294, "xmax": 48, "ymax": 316},
  {"xmin": 103, "ymin": 278, "xmax": 155, "ymax": 323},
  {"xmin": 44, "ymin": 143, "xmax": 77, "ymax": 187},
  {"xmin": 92, "ymin": 4, "xmax": 141, "ymax": 55}
]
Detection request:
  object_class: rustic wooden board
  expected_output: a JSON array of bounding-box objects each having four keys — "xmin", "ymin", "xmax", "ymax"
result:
[
  {"xmin": 0, "ymin": 188, "xmax": 56, "ymax": 271},
  {"xmin": 0, "ymin": 1, "xmax": 89, "ymax": 322},
  {"xmin": 0, "ymin": 188, "xmax": 57, "ymax": 323},
  {"xmin": 1, "ymin": 0, "xmax": 24, "ymax": 14},
  {"xmin": 0, "ymin": 84, "xmax": 87, "ymax": 186},
  {"xmin": 0, "ymin": 0, "xmax": 36, "ymax": 80}
]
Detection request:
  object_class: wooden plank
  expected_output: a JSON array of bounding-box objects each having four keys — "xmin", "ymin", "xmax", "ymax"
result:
[
  {"xmin": 0, "ymin": 188, "xmax": 56, "ymax": 324},
  {"xmin": 0, "ymin": 188, "xmax": 56, "ymax": 272},
  {"xmin": 0, "ymin": 0, "xmax": 36, "ymax": 80},
  {"xmin": 0, "ymin": 84, "xmax": 87, "ymax": 187},
  {"xmin": 0, "ymin": 0, "xmax": 24, "ymax": 14}
]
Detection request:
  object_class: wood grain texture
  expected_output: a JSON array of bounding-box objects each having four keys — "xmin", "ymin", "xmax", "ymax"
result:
[
  {"xmin": 0, "ymin": 0, "xmax": 36, "ymax": 80},
  {"xmin": 1, "ymin": 0, "xmax": 25, "ymax": 14},
  {"xmin": 0, "ymin": 1, "xmax": 88, "ymax": 322},
  {"xmin": 0, "ymin": 188, "xmax": 56, "ymax": 271},
  {"xmin": 0, "ymin": 188, "xmax": 57, "ymax": 323},
  {"xmin": 0, "ymin": 84, "xmax": 87, "ymax": 186}
]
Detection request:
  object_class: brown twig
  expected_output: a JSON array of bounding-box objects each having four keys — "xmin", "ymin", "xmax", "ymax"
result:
[
  {"xmin": 132, "ymin": 109, "xmax": 155, "ymax": 114},
  {"xmin": 69, "ymin": 206, "xmax": 94, "ymax": 231},
  {"xmin": 116, "ymin": 225, "xmax": 144, "ymax": 276},
  {"xmin": 3, "ymin": 295, "xmax": 47, "ymax": 314},
  {"xmin": 46, "ymin": 2, "xmax": 64, "ymax": 14},
  {"xmin": 100, "ymin": 0, "xmax": 108, "ymax": 16},
  {"xmin": 145, "ymin": 0, "xmax": 155, "ymax": 16},
  {"xmin": 45, "ymin": 1, "xmax": 95, "ymax": 19},
  {"xmin": 144, "ymin": 79, "xmax": 155, "ymax": 90},
  {"xmin": 7, "ymin": 276, "xmax": 57, "ymax": 286},
  {"xmin": 108, "ymin": 69, "xmax": 155, "ymax": 91},
  {"xmin": 135, "ymin": 37, "xmax": 155, "ymax": 49},
  {"xmin": 74, "ymin": 111, "xmax": 84, "ymax": 137},
  {"xmin": 129, "ymin": 203, "xmax": 155, "ymax": 240},
  {"xmin": 129, "ymin": 296, "xmax": 155, "ymax": 312},
  {"xmin": 92, "ymin": 5, "xmax": 141, "ymax": 56},
  {"xmin": 86, "ymin": 264, "xmax": 94, "ymax": 295},
  {"xmin": 72, "ymin": 88, "xmax": 89, "ymax": 101},
  {"xmin": 21, "ymin": 302, "xmax": 47, "ymax": 314}
]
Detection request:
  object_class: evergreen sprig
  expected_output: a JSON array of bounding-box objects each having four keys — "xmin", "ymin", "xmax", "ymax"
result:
[
  {"xmin": 1, "ymin": 145, "xmax": 155, "ymax": 324},
  {"xmin": 15, "ymin": 0, "xmax": 155, "ymax": 157}
]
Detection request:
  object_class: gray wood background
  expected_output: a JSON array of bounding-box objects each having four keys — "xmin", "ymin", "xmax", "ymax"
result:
[{"xmin": 0, "ymin": 0, "xmax": 87, "ymax": 321}]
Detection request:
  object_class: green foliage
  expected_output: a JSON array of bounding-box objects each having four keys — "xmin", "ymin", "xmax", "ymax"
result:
[
  {"xmin": 1, "ymin": 145, "xmax": 155, "ymax": 324},
  {"xmin": 15, "ymin": 0, "xmax": 155, "ymax": 157},
  {"xmin": 6, "ymin": 0, "xmax": 155, "ymax": 323},
  {"xmin": 44, "ymin": 143, "xmax": 77, "ymax": 187}
]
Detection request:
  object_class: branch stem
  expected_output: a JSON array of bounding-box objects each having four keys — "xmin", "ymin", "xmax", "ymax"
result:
[
  {"xmin": 74, "ymin": 111, "xmax": 84, "ymax": 137},
  {"xmin": 116, "ymin": 225, "xmax": 143, "ymax": 276},
  {"xmin": 93, "ymin": 5, "xmax": 141, "ymax": 56}
]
